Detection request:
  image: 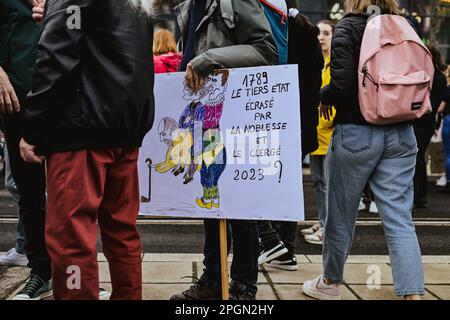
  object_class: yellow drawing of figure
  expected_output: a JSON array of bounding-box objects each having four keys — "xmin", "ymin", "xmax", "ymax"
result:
[{"xmin": 155, "ymin": 117, "xmax": 194, "ymax": 175}]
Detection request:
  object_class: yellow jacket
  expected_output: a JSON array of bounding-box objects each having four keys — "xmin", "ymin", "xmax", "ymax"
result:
[{"xmin": 311, "ymin": 55, "xmax": 335, "ymax": 156}]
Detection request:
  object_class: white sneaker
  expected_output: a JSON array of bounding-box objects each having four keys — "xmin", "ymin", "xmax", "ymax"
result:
[
  {"xmin": 99, "ymin": 288, "xmax": 111, "ymax": 300},
  {"xmin": 0, "ymin": 248, "xmax": 28, "ymax": 267},
  {"xmin": 265, "ymin": 254, "xmax": 298, "ymax": 271},
  {"xmin": 358, "ymin": 198, "xmax": 366, "ymax": 211},
  {"xmin": 303, "ymin": 275, "xmax": 342, "ymax": 300},
  {"xmin": 300, "ymin": 223, "xmax": 320, "ymax": 236},
  {"xmin": 436, "ymin": 176, "xmax": 447, "ymax": 187},
  {"xmin": 258, "ymin": 242, "xmax": 288, "ymax": 265},
  {"xmin": 304, "ymin": 228, "xmax": 324, "ymax": 245},
  {"xmin": 369, "ymin": 201, "xmax": 379, "ymax": 214}
]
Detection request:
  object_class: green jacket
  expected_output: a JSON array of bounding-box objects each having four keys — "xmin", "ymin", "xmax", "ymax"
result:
[
  {"xmin": 175, "ymin": 0, "xmax": 278, "ymax": 75},
  {"xmin": 0, "ymin": 0, "xmax": 40, "ymax": 97}
]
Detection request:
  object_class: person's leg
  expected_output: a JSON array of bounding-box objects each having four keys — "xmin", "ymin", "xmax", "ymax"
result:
[
  {"xmin": 4, "ymin": 144, "xmax": 25, "ymax": 254},
  {"xmin": 310, "ymin": 155, "xmax": 327, "ymax": 228},
  {"xmin": 277, "ymin": 222, "xmax": 298, "ymax": 255},
  {"xmin": 201, "ymin": 219, "xmax": 231, "ymax": 286},
  {"xmin": 443, "ymin": 115, "xmax": 450, "ymax": 183},
  {"xmin": 229, "ymin": 219, "xmax": 259, "ymax": 298},
  {"xmin": 258, "ymin": 220, "xmax": 281, "ymax": 250},
  {"xmin": 46, "ymin": 150, "xmax": 107, "ymax": 300},
  {"xmin": 322, "ymin": 124, "xmax": 382, "ymax": 283},
  {"xmin": 1, "ymin": 112, "xmax": 50, "ymax": 281},
  {"xmin": 98, "ymin": 148, "xmax": 142, "ymax": 300},
  {"xmin": 4, "ymin": 144, "xmax": 20, "ymax": 202},
  {"xmin": 369, "ymin": 124, "xmax": 424, "ymax": 298},
  {"xmin": 170, "ymin": 218, "xmax": 226, "ymax": 300},
  {"xmin": 413, "ymin": 126, "xmax": 433, "ymax": 206}
]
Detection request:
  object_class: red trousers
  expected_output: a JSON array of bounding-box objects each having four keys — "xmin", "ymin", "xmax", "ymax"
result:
[{"xmin": 46, "ymin": 148, "xmax": 142, "ymax": 300}]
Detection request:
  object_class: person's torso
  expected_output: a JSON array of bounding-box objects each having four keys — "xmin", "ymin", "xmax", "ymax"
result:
[
  {"xmin": 34, "ymin": 0, "xmax": 155, "ymax": 152},
  {"xmin": 332, "ymin": 13, "xmax": 369, "ymax": 125},
  {"xmin": 176, "ymin": 0, "xmax": 271, "ymax": 68},
  {"xmin": 312, "ymin": 55, "xmax": 335, "ymax": 156},
  {"xmin": 0, "ymin": 0, "xmax": 40, "ymax": 95},
  {"xmin": 154, "ymin": 52, "xmax": 181, "ymax": 73},
  {"xmin": 259, "ymin": 0, "xmax": 288, "ymax": 65},
  {"xmin": 414, "ymin": 70, "xmax": 446, "ymax": 129}
]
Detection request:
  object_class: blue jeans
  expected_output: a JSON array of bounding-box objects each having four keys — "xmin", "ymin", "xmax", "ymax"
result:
[
  {"xmin": 310, "ymin": 155, "xmax": 328, "ymax": 228},
  {"xmin": 323, "ymin": 124, "xmax": 425, "ymax": 296},
  {"xmin": 443, "ymin": 115, "xmax": 450, "ymax": 182}
]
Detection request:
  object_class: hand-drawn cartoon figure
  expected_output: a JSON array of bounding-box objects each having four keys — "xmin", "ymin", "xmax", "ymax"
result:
[
  {"xmin": 154, "ymin": 117, "xmax": 182, "ymax": 174},
  {"xmin": 153, "ymin": 70, "xmax": 229, "ymax": 210},
  {"xmin": 196, "ymin": 70, "xmax": 229, "ymax": 209},
  {"xmin": 176, "ymin": 86, "xmax": 206, "ymax": 184}
]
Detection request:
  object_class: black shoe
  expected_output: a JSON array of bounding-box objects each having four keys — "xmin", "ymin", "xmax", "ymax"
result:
[
  {"xmin": 258, "ymin": 242, "xmax": 288, "ymax": 265},
  {"xmin": 229, "ymin": 280, "xmax": 256, "ymax": 300},
  {"xmin": 265, "ymin": 253, "xmax": 298, "ymax": 271},
  {"xmin": 170, "ymin": 278, "xmax": 221, "ymax": 300},
  {"xmin": 13, "ymin": 274, "xmax": 52, "ymax": 300}
]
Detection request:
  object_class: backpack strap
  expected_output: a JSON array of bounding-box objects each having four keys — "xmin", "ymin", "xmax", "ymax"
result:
[{"xmin": 220, "ymin": 0, "xmax": 235, "ymax": 29}]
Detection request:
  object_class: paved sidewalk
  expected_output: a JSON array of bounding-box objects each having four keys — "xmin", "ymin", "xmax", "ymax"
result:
[{"xmin": 2, "ymin": 254, "xmax": 450, "ymax": 300}]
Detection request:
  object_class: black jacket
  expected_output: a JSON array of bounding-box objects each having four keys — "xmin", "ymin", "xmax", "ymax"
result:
[
  {"xmin": 24, "ymin": 0, "xmax": 155, "ymax": 155},
  {"xmin": 0, "ymin": 0, "xmax": 40, "ymax": 97},
  {"xmin": 288, "ymin": 14, "xmax": 324, "ymax": 156},
  {"xmin": 320, "ymin": 13, "xmax": 369, "ymax": 125}
]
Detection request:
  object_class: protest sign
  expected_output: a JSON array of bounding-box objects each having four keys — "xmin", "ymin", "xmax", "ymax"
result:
[{"xmin": 138, "ymin": 65, "xmax": 303, "ymax": 221}]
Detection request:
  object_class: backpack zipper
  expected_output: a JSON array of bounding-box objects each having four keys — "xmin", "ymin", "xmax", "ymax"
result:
[{"xmin": 362, "ymin": 65, "xmax": 379, "ymax": 91}]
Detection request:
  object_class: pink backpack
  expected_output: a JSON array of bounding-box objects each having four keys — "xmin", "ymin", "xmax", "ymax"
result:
[{"xmin": 358, "ymin": 15, "xmax": 434, "ymax": 125}]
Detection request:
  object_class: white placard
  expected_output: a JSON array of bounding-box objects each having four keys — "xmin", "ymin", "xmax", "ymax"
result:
[{"xmin": 138, "ymin": 65, "xmax": 304, "ymax": 221}]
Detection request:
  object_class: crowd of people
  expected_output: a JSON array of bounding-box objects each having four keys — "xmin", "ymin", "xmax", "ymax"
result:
[{"xmin": 0, "ymin": 0, "xmax": 448, "ymax": 301}]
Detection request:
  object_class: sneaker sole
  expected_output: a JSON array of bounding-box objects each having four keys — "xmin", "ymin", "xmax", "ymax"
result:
[
  {"xmin": 13, "ymin": 290, "xmax": 53, "ymax": 301},
  {"xmin": 302, "ymin": 284, "xmax": 341, "ymax": 301},
  {"xmin": 258, "ymin": 247, "xmax": 288, "ymax": 265},
  {"xmin": 264, "ymin": 263, "xmax": 298, "ymax": 271},
  {"xmin": 0, "ymin": 260, "xmax": 29, "ymax": 267}
]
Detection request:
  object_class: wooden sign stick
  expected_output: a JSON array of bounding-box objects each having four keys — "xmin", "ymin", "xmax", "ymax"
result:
[{"xmin": 219, "ymin": 219, "xmax": 229, "ymax": 300}]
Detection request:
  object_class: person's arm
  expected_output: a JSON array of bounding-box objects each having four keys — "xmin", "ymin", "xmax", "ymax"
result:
[
  {"xmin": 190, "ymin": 0, "xmax": 278, "ymax": 76},
  {"xmin": 23, "ymin": 0, "xmax": 92, "ymax": 148},
  {"xmin": 320, "ymin": 20, "xmax": 356, "ymax": 106},
  {"xmin": 438, "ymin": 101, "xmax": 446, "ymax": 114},
  {"xmin": 0, "ymin": 67, "xmax": 20, "ymax": 114}
]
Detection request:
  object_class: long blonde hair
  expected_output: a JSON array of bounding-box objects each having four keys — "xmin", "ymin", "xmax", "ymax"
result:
[
  {"xmin": 344, "ymin": 0, "xmax": 401, "ymax": 14},
  {"xmin": 153, "ymin": 29, "xmax": 177, "ymax": 55}
]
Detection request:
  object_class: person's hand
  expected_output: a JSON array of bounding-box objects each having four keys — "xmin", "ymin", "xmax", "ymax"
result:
[
  {"xmin": 319, "ymin": 104, "xmax": 333, "ymax": 121},
  {"xmin": 19, "ymin": 138, "xmax": 45, "ymax": 164},
  {"xmin": 185, "ymin": 63, "xmax": 206, "ymax": 93},
  {"xmin": 0, "ymin": 67, "xmax": 20, "ymax": 114},
  {"xmin": 27, "ymin": 0, "xmax": 38, "ymax": 6},
  {"xmin": 32, "ymin": 0, "xmax": 46, "ymax": 24}
]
